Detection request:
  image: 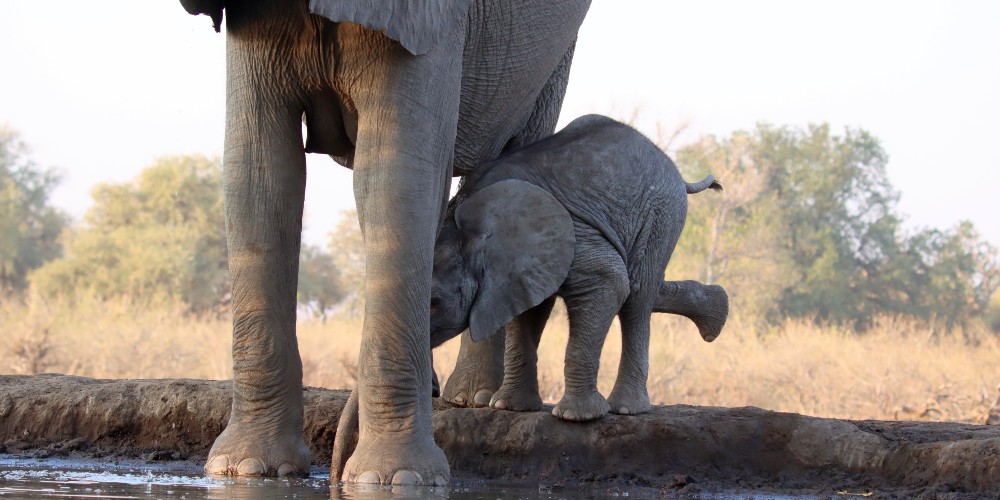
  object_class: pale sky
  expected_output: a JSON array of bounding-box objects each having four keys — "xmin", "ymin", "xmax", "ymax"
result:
[{"xmin": 1, "ymin": 1, "xmax": 998, "ymax": 247}]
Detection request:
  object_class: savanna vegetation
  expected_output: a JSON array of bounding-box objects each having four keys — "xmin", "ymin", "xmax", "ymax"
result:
[{"xmin": 1, "ymin": 121, "xmax": 998, "ymax": 423}]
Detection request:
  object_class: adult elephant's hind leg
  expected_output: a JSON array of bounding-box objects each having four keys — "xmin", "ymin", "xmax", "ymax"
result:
[{"xmin": 205, "ymin": 40, "xmax": 310, "ymax": 477}]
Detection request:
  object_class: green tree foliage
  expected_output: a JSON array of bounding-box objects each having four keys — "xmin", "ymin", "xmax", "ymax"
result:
[
  {"xmin": 327, "ymin": 210, "xmax": 366, "ymax": 316},
  {"xmin": 894, "ymin": 222, "xmax": 998, "ymax": 327},
  {"xmin": 30, "ymin": 156, "xmax": 229, "ymax": 312},
  {"xmin": 297, "ymin": 244, "xmax": 344, "ymax": 320},
  {"xmin": 670, "ymin": 130, "xmax": 794, "ymax": 316},
  {"xmin": 764, "ymin": 124, "xmax": 899, "ymax": 324},
  {"xmin": 30, "ymin": 154, "xmax": 352, "ymax": 316},
  {"xmin": 672, "ymin": 123, "xmax": 998, "ymax": 328},
  {"xmin": 987, "ymin": 291, "xmax": 1000, "ymax": 332},
  {"xmin": 0, "ymin": 126, "xmax": 69, "ymax": 294}
]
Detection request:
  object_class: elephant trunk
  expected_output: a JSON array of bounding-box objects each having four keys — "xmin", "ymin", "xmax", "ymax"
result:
[
  {"xmin": 685, "ymin": 175, "xmax": 723, "ymax": 194},
  {"xmin": 653, "ymin": 280, "xmax": 729, "ymax": 342}
]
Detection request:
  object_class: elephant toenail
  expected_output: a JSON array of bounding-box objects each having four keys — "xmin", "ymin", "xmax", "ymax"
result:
[
  {"xmin": 205, "ymin": 456, "xmax": 230, "ymax": 475},
  {"xmin": 433, "ymin": 475, "xmax": 448, "ymax": 486},
  {"xmin": 277, "ymin": 464, "xmax": 298, "ymax": 477},
  {"xmin": 492, "ymin": 399, "xmax": 507, "ymax": 410},
  {"xmin": 619, "ymin": 407, "xmax": 631, "ymax": 415},
  {"xmin": 563, "ymin": 409, "xmax": 576, "ymax": 420},
  {"xmin": 355, "ymin": 471, "xmax": 382, "ymax": 484},
  {"xmin": 473, "ymin": 389, "xmax": 493, "ymax": 407},
  {"xmin": 451, "ymin": 393, "xmax": 467, "ymax": 405},
  {"xmin": 236, "ymin": 458, "xmax": 266, "ymax": 476},
  {"xmin": 391, "ymin": 470, "xmax": 422, "ymax": 485}
]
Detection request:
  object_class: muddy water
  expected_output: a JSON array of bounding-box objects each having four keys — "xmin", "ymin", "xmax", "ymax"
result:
[
  {"xmin": 0, "ymin": 456, "xmax": 707, "ymax": 499},
  {"xmin": 0, "ymin": 457, "xmax": 324, "ymax": 498}
]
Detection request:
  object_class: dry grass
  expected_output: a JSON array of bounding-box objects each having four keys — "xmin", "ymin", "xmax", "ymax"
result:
[
  {"xmin": 0, "ymin": 297, "xmax": 232, "ymax": 380},
  {"xmin": 1, "ymin": 297, "xmax": 997, "ymax": 424}
]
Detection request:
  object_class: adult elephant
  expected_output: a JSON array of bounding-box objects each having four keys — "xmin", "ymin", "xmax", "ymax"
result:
[{"xmin": 179, "ymin": 0, "xmax": 591, "ymax": 486}]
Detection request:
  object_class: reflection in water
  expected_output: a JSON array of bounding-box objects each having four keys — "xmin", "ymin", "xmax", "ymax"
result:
[
  {"xmin": 0, "ymin": 456, "xmax": 646, "ymax": 499},
  {"xmin": 0, "ymin": 457, "xmax": 329, "ymax": 499},
  {"xmin": 2, "ymin": 456, "xmax": 806, "ymax": 499}
]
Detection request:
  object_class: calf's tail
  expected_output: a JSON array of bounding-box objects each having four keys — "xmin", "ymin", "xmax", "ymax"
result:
[{"xmin": 686, "ymin": 175, "xmax": 723, "ymax": 194}]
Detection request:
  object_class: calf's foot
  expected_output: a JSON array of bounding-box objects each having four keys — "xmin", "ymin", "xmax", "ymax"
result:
[
  {"xmin": 607, "ymin": 384, "xmax": 652, "ymax": 415},
  {"xmin": 552, "ymin": 389, "xmax": 610, "ymax": 421},
  {"xmin": 490, "ymin": 383, "xmax": 543, "ymax": 412}
]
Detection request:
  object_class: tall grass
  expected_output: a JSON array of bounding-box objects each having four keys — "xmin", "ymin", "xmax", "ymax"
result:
[{"xmin": 1, "ymin": 297, "xmax": 996, "ymax": 423}]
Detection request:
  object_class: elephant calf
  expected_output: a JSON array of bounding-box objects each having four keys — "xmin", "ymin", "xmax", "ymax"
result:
[{"xmin": 429, "ymin": 114, "xmax": 728, "ymax": 421}]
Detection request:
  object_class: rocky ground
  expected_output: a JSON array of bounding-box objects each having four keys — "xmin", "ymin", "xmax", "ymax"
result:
[{"xmin": 1, "ymin": 374, "xmax": 998, "ymax": 498}]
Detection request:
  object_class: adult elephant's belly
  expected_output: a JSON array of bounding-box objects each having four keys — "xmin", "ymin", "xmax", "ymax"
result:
[
  {"xmin": 451, "ymin": 0, "xmax": 590, "ymax": 176},
  {"xmin": 311, "ymin": 0, "xmax": 590, "ymax": 176}
]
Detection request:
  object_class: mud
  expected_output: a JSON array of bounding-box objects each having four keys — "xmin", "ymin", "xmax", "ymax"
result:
[{"xmin": 2, "ymin": 374, "xmax": 998, "ymax": 497}]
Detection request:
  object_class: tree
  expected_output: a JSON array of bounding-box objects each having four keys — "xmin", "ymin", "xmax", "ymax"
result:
[
  {"xmin": 0, "ymin": 125, "xmax": 69, "ymax": 294},
  {"xmin": 297, "ymin": 244, "xmax": 344, "ymax": 320},
  {"xmin": 988, "ymin": 291, "xmax": 1000, "ymax": 332},
  {"xmin": 669, "ymin": 123, "xmax": 998, "ymax": 329},
  {"xmin": 672, "ymin": 130, "xmax": 794, "ymax": 317},
  {"xmin": 30, "ymin": 155, "xmax": 229, "ymax": 312},
  {"xmin": 327, "ymin": 210, "xmax": 366, "ymax": 316},
  {"xmin": 764, "ymin": 124, "xmax": 900, "ymax": 325},
  {"xmin": 895, "ymin": 222, "xmax": 999, "ymax": 328}
]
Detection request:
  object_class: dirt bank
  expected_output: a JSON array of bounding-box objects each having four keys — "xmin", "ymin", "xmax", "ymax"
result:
[{"xmin": 1, "ymin": 374, "xmax": 998, "ymax": 497}]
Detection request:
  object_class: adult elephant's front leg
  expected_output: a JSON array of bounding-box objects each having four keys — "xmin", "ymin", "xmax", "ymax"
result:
[
  {"xmin": 205, "ymin": 33, "xmax": 310, "ymax": 477},
  {"xmin": 337, "ymin": 25, "xmax": 460, "ymax": 487},
  {"xmin": 442, "ymin": 330, "xmax": 504, "ymax": 407}
]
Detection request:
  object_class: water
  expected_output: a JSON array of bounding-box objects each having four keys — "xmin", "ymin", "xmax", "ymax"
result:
[{"xmin": 0, "ymin": 456, "xmax": 666, "ymax": 499}]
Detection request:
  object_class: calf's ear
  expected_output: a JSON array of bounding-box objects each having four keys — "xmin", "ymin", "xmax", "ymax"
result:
[{"xmin": 455, "ymin": 180, "xmax": 575, "ymax": 342}]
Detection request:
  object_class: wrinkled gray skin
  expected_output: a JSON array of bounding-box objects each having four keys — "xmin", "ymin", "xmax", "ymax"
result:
[
  {"xmin": 330, "ymin": 116, "xmax": 728, "ymax": 481},
  {"xmin": 430, "ymin": 115, "xmax": 729, "ymax": 421},
  {"xmin": 179, "ymin": 0, "xmax": 590, "ymax": 485}
]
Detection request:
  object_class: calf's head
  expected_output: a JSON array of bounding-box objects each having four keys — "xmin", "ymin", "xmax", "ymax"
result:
[{"xmin": 430, "ymin": 180, "xmax": 575, "ymax": 347}]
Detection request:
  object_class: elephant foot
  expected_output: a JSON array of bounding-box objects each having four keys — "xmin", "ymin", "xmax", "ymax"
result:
[
  {"xmin": 689, "ymin": 284, "xmax": 729, "ymax": 343},
  {"xmin": 205, "ymin": 419, "xmax": 311, "ymax": 477},
  {"xmin": 442, "ymin": 334, "xmax": 504, "ymax": 408},
  {"xmin": 607, "ymin": 384, "xmax": 651, "ymax": 416},
  {"xmin": 552, "ymin": 390, "xmax": 610, "ymax": 422},
  {"xmin": 489, "ymin": 383, "xmax": 543, "ymax": 412},
  {"xmin": 341, "ymin": 432, "xmax": 449, "ymax": 486}
]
